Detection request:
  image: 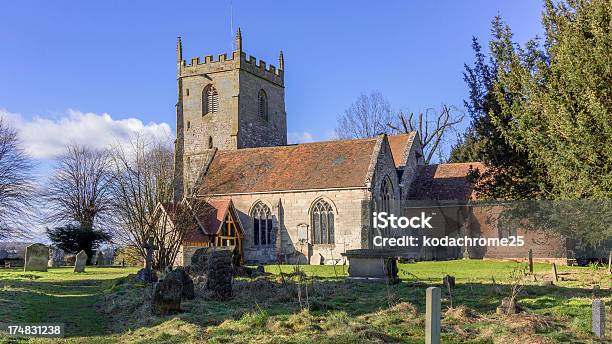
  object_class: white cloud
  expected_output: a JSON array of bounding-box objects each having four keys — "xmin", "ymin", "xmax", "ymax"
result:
[
  {"xmin": 288, "ymin": 131, "xmax": 314, "ymax": 144},
  {"xmin": 0, "ymin": 109, "xmax": 173, "ymax": 159}
]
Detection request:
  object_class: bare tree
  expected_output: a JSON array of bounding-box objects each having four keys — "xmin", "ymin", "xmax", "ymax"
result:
[
  {"xmin": 110, "ymin": 136, "xmax": 189, "ymax": 270},
  {"xmin": 335, "ymin": 93, "xmax": 463, "ymax": 163},
  {"xmin": 390, "ymin": 105, "xmax": 464, "ymax": 164},
  {"xmin": 335, "ymin": 91, "xmax": 395, "ymax": 139},
  {"xmin": 43, "ymin": 144, "xmax": 114, "ymax": 230},
  {"xmin": 0, "ymin": 119, "xmax": 35, "ymax": 239}
]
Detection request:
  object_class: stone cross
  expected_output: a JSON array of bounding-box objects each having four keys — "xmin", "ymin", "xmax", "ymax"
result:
[
  {"xmin": 425, "ymin": 287, "xmax": 441, "ymax": 344},
  {"xmin": 592, "ymin": 299, "xmax": 606, "ymax": 339},
  {"xmin": 143, "ymin": 236, "xmax": 158, "ymax": 270}
]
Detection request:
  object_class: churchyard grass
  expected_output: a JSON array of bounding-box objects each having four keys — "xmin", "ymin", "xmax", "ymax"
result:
[
  {"xmin": 0, "ymin": 261, "xmax": 610, "ymax": 343},
  {"xmin": 0, "ymin": 267, "xmax": 139, "ymax": 342}
]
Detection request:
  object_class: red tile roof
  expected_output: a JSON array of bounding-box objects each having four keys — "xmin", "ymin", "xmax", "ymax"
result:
[
  {"xmin": 408, "ymin": 162, "xmax": 485, "ymax": 200},
  {"xmin": 190, "ymin": 198, "xmax": 231, "ymax": 236},
  {"xmin": 198, "ymin": 137, "xmax": 382, "ymax": 194},
  {"xmin": 387, "ymin": 133, "xmax": 414, "ymax": 168},
  {"xmin": 160, "ymin": 199, "xmax": 236, "ymax": 243}
]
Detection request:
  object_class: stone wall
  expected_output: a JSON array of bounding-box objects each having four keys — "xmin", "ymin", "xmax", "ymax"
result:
[
  {"xmin": 198, "ymin": 188, "xmax": 371, "ymax": 265},
  {"xmin": 237, "ymin": 69, "xmax": 286, "ymax": 148},
  {"xmin": 178, "ymin": 51, "xmax": 286, "ymax": 153},
  {"xmin": 181, "ymin": 66, "xmax": 239, "ymax": 152},
  {"xmin": 468, "ymin": 206, "xmax": 568, "ymax": 262},
  {"xmin": 399, "ymin": 134, "xmax": 424, "ymax": 200},
  {"xmin": 176, "ymin": 245, "xmax": 202, "ymax": 267},
  {"xmin": 370, "ymin": 135, "xmax": 402, "ymax": 213}
]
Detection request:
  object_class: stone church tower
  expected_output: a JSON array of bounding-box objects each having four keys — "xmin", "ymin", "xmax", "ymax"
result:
[{"xmin": 174, "ymin": 29, "xmax": 287, "ymax": 200}]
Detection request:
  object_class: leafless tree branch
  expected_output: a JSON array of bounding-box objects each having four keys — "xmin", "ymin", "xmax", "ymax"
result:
[
  {"xmin": 42, "ymin": 144, "xmax": 114, "ymax": 231},
  {"xmin": 0, "ymin": 118, "xmax": 36, "ymax": 239},
  {"xmin": 389, "ymin": 104, "xmax": 464, "ymax": 164},
  {"xmin": 110, "ymin": 136, "xmax": 193, "ymax": 270},
  {"xmin": 335, "ymin": 91, "xmax": 395, "ymax": 139}
]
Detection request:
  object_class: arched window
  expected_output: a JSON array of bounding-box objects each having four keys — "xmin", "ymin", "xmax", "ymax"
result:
[
  {"xmin": 251, "ymin": 202, "xmax": 272, "ymax": 246},
  {"xmin": 380, "ymin": 177, "xmax": 393, "ymax": 213},
  {"xmin": 258, "ymin": 89, "xmax": 268, "ymax": 121},
  {"xmin": 311, "ymin": 199, "xmax": 335, "ymax": 244},
  {"xmin": 203, "ymin": 85, "xmax": 219, "ymax": 115}
]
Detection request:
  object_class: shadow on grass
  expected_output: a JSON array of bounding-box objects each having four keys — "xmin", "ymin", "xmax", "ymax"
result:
[
  {"xmin": 100, "ymin": 273, "xmax": 605, "ymax": 343},
  {"xmin": 0, "ymin": 270, "xmax": 605, "ymax": 342},
  {"xmin": 0, "ymin": 277, "xmax": 120, "ymax": 337}
]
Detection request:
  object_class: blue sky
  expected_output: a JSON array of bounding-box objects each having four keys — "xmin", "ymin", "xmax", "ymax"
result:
[{"xmin": 0, "ymin": 0, "xmax": 544, "ymax": 162}]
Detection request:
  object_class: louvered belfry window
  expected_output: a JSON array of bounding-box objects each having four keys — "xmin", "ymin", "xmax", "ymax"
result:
[
  {"xmin": 203, "ymin": 85, "xmax": 218, "ymax": 114},
  {"xmin": 258, "ymin": 89, "xmax": 268, "ymax": 120}
]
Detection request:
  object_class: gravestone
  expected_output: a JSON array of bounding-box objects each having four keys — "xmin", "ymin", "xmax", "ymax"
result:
[
  {"xmin": 310, "ymin": 253, "xmax": 324, "ymax": 265},
  {"xmin": 144, "ymin": 236, "xmax": 156, "ymax": 270},
  {"xmin": 206, "ymin": 249, "xmax": 233, "ymax": 300},
  {"xmin": 95, "ymin": 251, "xmax": 104, "ymax": 266},
  {"xmin": 592, "ymin": 299, "xmax": 605, "ymax": 339},
  {"xmin": 24, "ymin": 243, "xmax": 49, "ymax": 272},
  {"xmin": 134, "ymin": 267, "xmax": 157, "ymax": 283},
  {"xmin": 74, "ymin": 250, "xmax": 87, "ymax": 273},
  {"xmin": 152, "ymin": 270, "xmax": 183, "ymax": 315},
  {"xmin": 425, "ymin": 287, "xmax": 441, "ymax": 344},
  {"xmin": 190, "ymin": 247, "xmax": 211, "ymax": 276},
  {"xmin": 341, "ymin": 249, "xmax": 399, "ymax": 284},
  {"xmin": 175, "ymin": 267, "xmax": 194, "ymax": 300},
  {"xmin": 134, "ymin": 236, "xmax": 158, "ymax": 283}
]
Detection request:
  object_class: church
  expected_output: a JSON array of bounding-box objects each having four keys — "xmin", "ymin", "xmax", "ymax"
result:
[{"xmin": 169, "ymin": 29, "xmax": 482, "ymax": 266}]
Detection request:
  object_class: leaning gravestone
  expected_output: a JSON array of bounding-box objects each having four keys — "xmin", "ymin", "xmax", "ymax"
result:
[
  {"xmin": 206, "ymin": 248, "xmax": 233, "ymax": 300},
  {"xmin": 74, "ymin": 250, "xmax": 87, "ymax": 273},
  {"xmin": 24, "ymin": 243, "xmax": 49, "ymax": 272},
  {"xmin": 152, "ymin": 269, "xmax": 184, "ymax": 315}
]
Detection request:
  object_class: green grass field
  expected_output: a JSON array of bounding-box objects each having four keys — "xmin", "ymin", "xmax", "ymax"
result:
[{"xmin": 0, "ymin": 261, "xmax": 610, "ymax": 343}]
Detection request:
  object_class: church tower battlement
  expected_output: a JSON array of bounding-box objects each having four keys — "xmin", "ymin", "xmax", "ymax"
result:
[{"xmin": 174, "ymin": 29, "xmax": 287, "ymax": 200}]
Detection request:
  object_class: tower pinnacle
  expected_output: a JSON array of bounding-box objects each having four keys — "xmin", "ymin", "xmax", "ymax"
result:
[
  {"xmin": 235, "ymin": 27, "xmax": 242, "ymax": 51},
  {"xmin": 279, "ymin": 50, "xmax": 284, "ymax": 71},
  {"xmin": 177, "ymin": 36, "xmax": 183, "ymax": 63}
]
